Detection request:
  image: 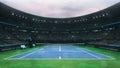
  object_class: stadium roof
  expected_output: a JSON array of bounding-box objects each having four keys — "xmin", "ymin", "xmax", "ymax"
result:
[{"xmin": 0, "ymin": 0, "xmax": 120, "ymax": 18}]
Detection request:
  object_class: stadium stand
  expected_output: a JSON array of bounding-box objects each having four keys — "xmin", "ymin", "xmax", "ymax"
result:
[{"xmin": 0, "ymin": 2, "xmax": 120, "ymax": 51}]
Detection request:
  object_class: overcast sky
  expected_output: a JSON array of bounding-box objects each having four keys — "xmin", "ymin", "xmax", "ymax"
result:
[{"xmin": 0, "ymin": 0, "xmax": 120, "ymax": 18}]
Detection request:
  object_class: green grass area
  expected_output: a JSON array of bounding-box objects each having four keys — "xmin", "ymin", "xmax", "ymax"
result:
[{"xmin": 0, "ymin": 44, "xmax": 120, "ymax": 68}]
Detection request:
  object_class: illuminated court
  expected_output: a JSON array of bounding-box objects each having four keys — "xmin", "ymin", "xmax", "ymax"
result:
[{"xmin": 7, "ymin": 44, "xmax": 113, "ymax": 60}]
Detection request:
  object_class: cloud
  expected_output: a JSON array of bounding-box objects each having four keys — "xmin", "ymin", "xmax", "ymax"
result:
[{"xmin": 0, "ymin": 0, "xmax": 119, "ymax": 18}]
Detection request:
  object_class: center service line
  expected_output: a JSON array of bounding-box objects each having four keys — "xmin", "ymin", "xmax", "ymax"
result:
[
  {"xmin": 59, "ymin": 45, "xmax": 62, "ymax": 59},
  {"xmin": 59, "ymin": 45, "xmax": 61, "ymax": 52}
]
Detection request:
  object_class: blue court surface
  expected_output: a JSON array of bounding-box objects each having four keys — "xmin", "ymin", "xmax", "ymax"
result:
[{"xmin": 6, "ymin": 44, "xmax": 114, "ymax": 60}]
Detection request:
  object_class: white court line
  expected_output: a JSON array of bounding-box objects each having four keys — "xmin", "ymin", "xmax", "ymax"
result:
[
  {"xmin": 5, "ymin": 48, "xmax": 40, "ymax": 60},
  {"xmin": 58, "ymin": 45, "xmax": 62, "ymax": 59},
  {"xmin": 76, "ymin": 48, "xmax": 101, "ymax": 59},
  {"xmin": 81, "ymin": 48, "xmax": 115, "ymax": 60},
  {"xmin": 18, "ymin": 48, "xmax": 43, "ymax": 59},
  {"xmin": 59, "ymin": 45, "xmax": 61, "ymax": 52}
]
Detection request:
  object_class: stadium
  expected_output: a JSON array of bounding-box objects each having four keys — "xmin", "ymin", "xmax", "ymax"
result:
[{"xmin": 0, "ymin": 1, "xmax": 120, "ymax": 68}]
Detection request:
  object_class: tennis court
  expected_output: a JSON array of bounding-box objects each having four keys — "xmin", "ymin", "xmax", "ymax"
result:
[{"xmin": 7, "ymin": 44, "xmax": 114, "ymax": 60}]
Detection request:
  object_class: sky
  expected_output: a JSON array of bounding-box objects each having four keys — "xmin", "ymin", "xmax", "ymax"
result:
[{"xmin": 0, "ymin": 0, "xmax": 120, "ymax": 18}]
